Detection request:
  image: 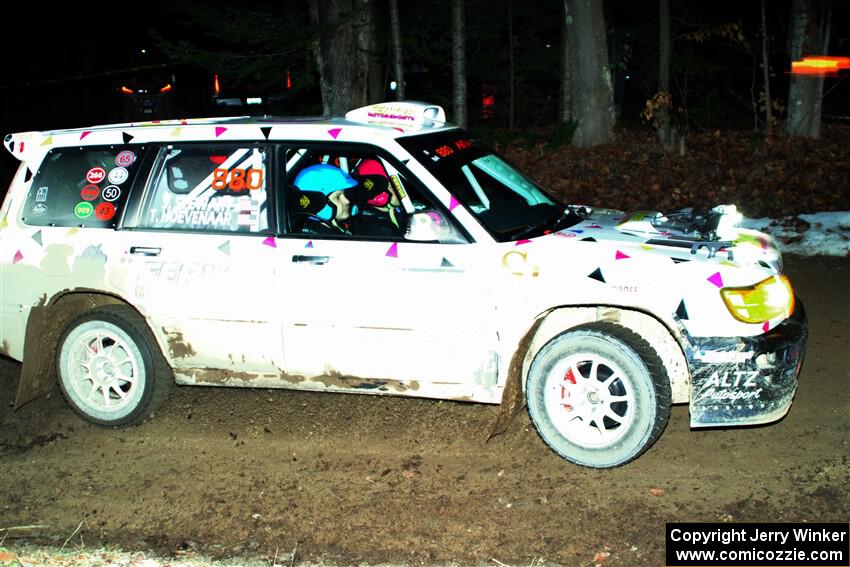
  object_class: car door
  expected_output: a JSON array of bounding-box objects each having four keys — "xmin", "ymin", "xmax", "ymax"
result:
[
  {"xmin": 275, "ymin": 144, "xmax": 501, "ymax": 398},
  {"xmin": 119, "ymin": 142, "xmax": 282, "ymax": 374}
]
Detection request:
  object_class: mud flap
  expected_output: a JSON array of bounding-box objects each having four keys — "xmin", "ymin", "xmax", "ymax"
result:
[
  {"xmin": 688, "ymin": 301, "xmax": 807, "ymax": 427},
  {"xmin": 14, "ymin": 304, "xmax": 59, "ymax": 408},
  {"xmin": 488, "ymin": 318, "xmax": 544, "ymax": 440}
]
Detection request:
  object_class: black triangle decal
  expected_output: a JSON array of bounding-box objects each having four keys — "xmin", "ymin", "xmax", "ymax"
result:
[
  {"xmin": 588, "ymin": 268, "xmax": 605, "ymax": 283},
  {"xmin": 122, "ymin": 132, "xmax": 134, "ymax": 144},
  {"xmin": 581, "ymin": 237, "xmax": 597, "ymax": 242},
  {"xmin": 671, "ymin": 257, "xmax": 690, "ymax": 264},
  {"xmin": 6, "ymin": 142, "xmax": 13, "ymax": 153},
  {"xmin": 440, "ymin": 257, "xmax": 454, "ymax": 268},
  {"xmin": 261, "ymin": 127, "xmax": 272, "ymax": 140},
  {"xmin": 402, "ymin": 159, "xmax": 409, "ymax": 165},
  {"xmin": 25, "ymin": 168, "xmax": 33, "ymax": 182},
  {"xmin": 676, "ymin": 300, "xmax": 689, "ymax": 320}
]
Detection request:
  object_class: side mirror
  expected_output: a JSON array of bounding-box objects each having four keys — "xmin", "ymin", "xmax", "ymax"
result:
[{"xmin": 404, "ymin": 210, "xmax": 467, "ymax": 243}]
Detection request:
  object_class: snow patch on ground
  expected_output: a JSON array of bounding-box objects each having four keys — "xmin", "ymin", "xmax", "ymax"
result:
[{"xmin": 742, "ymin": 211, "xmax": 850, "ymax": 257}]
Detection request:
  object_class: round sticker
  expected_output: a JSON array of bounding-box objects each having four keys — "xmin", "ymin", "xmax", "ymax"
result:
[
  {"xmin": 86, "ymin": 167, "xmax": 106, "ymax": 184},
  {"xmin": 115, "ymin": 151, "xmax": 136, "ymax": 167},
  {"xmin": 95, "ymin": 202, "xmax": 116, "ymax": 221},
  {"xmin": 80, "ymin": 184, "xmax": 100, "ymax": 201},
  {"xmin": 108, "ymin": 167, "xmax": 129, "ymax": 185},
  {"xmin": 102, "ymin": 185, "xmax": 121, "ymax": 202},
  {"xmin": 74, "ymin": 202, "xmax": 94, "ymax": 218}
]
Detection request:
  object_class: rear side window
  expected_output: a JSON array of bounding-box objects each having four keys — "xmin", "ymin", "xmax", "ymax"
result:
[
  {"xmin": 22, "ymin": 146, "xmax": 144, "ymax": 228},
  {"xmin": 138, "ymin": 144, "xmax": 270, "ymax": 234}
]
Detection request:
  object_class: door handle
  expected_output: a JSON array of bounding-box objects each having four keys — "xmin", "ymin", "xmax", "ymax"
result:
[
  {"xmin": 292, "ymin": 255, "xmax": 330, "ymax": 265},
  {"xmin": 130, "ymin": 246, "xmax": 162, "ymax": 257}
]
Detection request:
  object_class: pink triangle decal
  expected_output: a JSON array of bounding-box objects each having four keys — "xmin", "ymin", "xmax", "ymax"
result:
[
  {"xmin": 80, "ymin": 131, "xmax": 91, "ymax": 140},
  {"xmin": 12, "ymin": 250, "xmax": 23, "ymax": 264},
  {"xmin": 762, "ymin": 321, "xmax": 771, "ymax": 333},
  {"xmin": 515, "ymin": 239, "xmax": 532, "ymax": 246},
  {"xmin": 386, "ymin": 242, "xmax": 399, "ymax": 258},
  {"xmin": 305, "ymin": 240, "xmax": 314, "ymax": 249},
  {"xmin": 328, "ymin": 128, "xmax": 342, "ymax": 139},
  {"xmin": 449, "ymin": 196, "xmax": 460, "ymax": 211},
  {"xmin": 215, "ymin": 126, "xmax": 227, "ymax": 138},
  {"xmin": 707, "ymin": 272, "xmax": 724, "ymax": 288},
  {"xmin": 615, "ymin": 250, "xmax": 630, "ymax": 260},
  {"xmin": 263, "ymin": 236, "xmax": 276, "ymax": 248}
]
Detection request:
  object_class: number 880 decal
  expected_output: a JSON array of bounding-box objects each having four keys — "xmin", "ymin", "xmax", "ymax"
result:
[{"xmin": 212, "ymin": 167, "xmax": 265, "ymax": 191}]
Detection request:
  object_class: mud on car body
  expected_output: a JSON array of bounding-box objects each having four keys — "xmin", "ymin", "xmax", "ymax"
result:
[{"xmin": 0, "ymin": 101, "xmax": 807, "ymax": 468}]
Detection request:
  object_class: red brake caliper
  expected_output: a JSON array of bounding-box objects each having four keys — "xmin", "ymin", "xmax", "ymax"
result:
[{"xmin": 561, "ymin": 367, "xmax": 576, "ymax": 411}]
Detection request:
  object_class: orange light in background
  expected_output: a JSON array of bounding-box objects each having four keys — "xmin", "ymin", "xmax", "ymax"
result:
[
  {"xmin": 790, "ymin": 56, "xmax": 850, "ymax": 76},
  {"xmin": 286, "ymin": 70, "xmax": 292, "ymax": 90},
  {"xmin": 213, "ymin": 74, "xmax": 221, "ymax": 97},
  {"xmin": 120, "ymin": 86, "xmax": 134, "ymax": 95},
  {"xmin": 159, "ymin": 84, "xmax": 173, "ymax": 93}
]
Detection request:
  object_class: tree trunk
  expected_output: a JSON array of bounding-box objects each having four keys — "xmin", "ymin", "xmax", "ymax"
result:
[
  {"xmin": 565, "ymin": 0, "xmax": 615, "ymax": 147},
  {"xmin": 388, "ymin": 0, "xmax": 405, "ymax": 100},
  {"xmin": 559, "ymin": 1, "xmax": 572, "ymax": 124},
  {"xmin": 508, "ymin": 0, "xmax": 515, "ymax": 131},
  {"xmin": 365, "ymin": 0, "xmax": 384, "ymax": 104},
  {"xmin": 452, "ymin": 0, "xmax": 467, "ymax": 128},
  {"xmin": 787, "ymin": 0, "xmax": 833, "ymax": 139},
  {"xmin": 761, "ymin": 0, "xmax": 772, "ymax": 136},
  {"xmin": 309, "ymin": 0, "xmax": 373, "ymax": 116},
  {"xmin": 657, "ymin": 0, "xmax": 672, "ymax": 150}
]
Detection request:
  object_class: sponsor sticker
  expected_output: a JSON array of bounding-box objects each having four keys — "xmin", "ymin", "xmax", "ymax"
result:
[
  {"xmin": 80, "ymin": 184, "xmax": 100, "ymax": 201},
  {"xmin": 115, "ymin": 150, "xmax": 136, "ymax": 167},
  {"xmin": 95, "ymin": 202, "xmax": 116, "ymax": 221},
  {"xmin": 108, "ymin": 167, "xmax": 129, "ymax": 185},
  {"xmin": 31, "ymin": 203, "xmax": 48, "ymax": 216},
  {"xmin": 35, "ymin": 186, "xmax": 49, "ymax": 202},
  {"xmin": 74, "ymin": 202, "xmax": 94, "ymax": 218},
  {"xmin": 102, "ymin": 185, "xmax": 121, "ymax": 202},
  {"xmin": 86, "ymin": 167, "xmax": 106, "ymax": 184}
]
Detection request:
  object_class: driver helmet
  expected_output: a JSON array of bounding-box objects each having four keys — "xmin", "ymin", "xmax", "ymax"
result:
[
  {"xmin": 353, "ymin": 159, "xmax": 392, "ymax": 207},
  {"xmin": 293, "ymin": 164, "xmax": 359, "ymax": 221}
]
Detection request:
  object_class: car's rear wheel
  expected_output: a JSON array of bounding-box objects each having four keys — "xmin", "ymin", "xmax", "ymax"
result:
[
  {"xmin": 57, "ymin": 306, "xmax": 171, "ymax": 426},
  {"xmin": 526, "ymin": 322, "xmax": 671, "ymax": 468}
]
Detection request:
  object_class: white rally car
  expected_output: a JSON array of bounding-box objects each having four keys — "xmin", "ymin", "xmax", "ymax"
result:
[{"xmin": 0, "ymin": 102, "xmax": 807, "ymax": 468}]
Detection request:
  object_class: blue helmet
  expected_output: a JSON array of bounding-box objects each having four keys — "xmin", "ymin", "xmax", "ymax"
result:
[{"xmin": 293, "ymin": 164, "xmax": 358, "ymax": 221}]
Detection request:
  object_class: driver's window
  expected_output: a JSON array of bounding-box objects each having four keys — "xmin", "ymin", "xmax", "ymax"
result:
[{"xmin": 283, "ymin": 145, "xmax": 466, "ymax": 242}]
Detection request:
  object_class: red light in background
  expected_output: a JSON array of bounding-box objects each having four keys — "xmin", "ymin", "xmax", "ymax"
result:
[
  {"xmin": 286, "ymin": 70, "xmax": 292, "ymax": 90},
  {"xmin": 791, "ymin": 56, "xmax": 850, "ymax": 76}
]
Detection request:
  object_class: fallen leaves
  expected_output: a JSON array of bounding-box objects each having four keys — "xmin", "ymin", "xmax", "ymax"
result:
[{"xmin": 504, "ymin": 124, "xmax": 850, "ymax": 219}]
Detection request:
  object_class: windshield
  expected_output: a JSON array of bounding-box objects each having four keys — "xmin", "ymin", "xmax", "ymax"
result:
[{"xmin": 398, "ymin": 131, "xmax": 579, "ymax": 241}]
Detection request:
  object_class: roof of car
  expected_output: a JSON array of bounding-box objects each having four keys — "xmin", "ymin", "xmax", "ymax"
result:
[{"xmin": 4, "ymin": 102, "xmax": 456, "ymax": 163}]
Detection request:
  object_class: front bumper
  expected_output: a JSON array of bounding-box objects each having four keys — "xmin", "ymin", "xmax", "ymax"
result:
[{"xmin": 685, "ymin": 299, "xmax": 808, "ymax": 427}]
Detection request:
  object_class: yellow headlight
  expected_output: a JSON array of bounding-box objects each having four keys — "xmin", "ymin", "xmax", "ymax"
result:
[{"xmin": 720, "ymin": 274, "xmax": 795, "ymax": 324}]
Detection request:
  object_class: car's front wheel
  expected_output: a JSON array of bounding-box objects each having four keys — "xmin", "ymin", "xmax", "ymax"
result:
[
  {"xmin": 526, "ymin": 322, "xmax": 671, "ymax": 468},
  {"xmin": 57, "ymin": 306, "xmax": 171, "ymax": 426}
]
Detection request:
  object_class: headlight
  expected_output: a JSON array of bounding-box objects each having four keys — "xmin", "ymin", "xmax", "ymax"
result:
[{"xmin": 720, "ymin": 274, "xmax": 795, "ymax": 324}]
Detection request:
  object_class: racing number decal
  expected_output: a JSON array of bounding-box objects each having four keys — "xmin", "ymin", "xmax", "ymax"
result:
[{"xmin": 212, "ymin": 168, "xmax": 264, "ymax": 191}]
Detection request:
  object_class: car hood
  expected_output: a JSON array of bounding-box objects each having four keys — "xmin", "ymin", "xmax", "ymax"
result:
[{"xmin": 550, "ymin": 205, "xmax": 782, "ymax": 273}]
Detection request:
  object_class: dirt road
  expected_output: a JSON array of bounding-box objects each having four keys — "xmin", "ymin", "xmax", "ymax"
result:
[{"xmin": 1, "ymin": 255, "xmax": 848, "ymax": 566}]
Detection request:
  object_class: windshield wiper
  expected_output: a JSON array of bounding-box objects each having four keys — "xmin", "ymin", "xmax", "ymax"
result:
[{"xmin": 506, "ymin": 209, "xmax": 580, "ymax": 241}]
